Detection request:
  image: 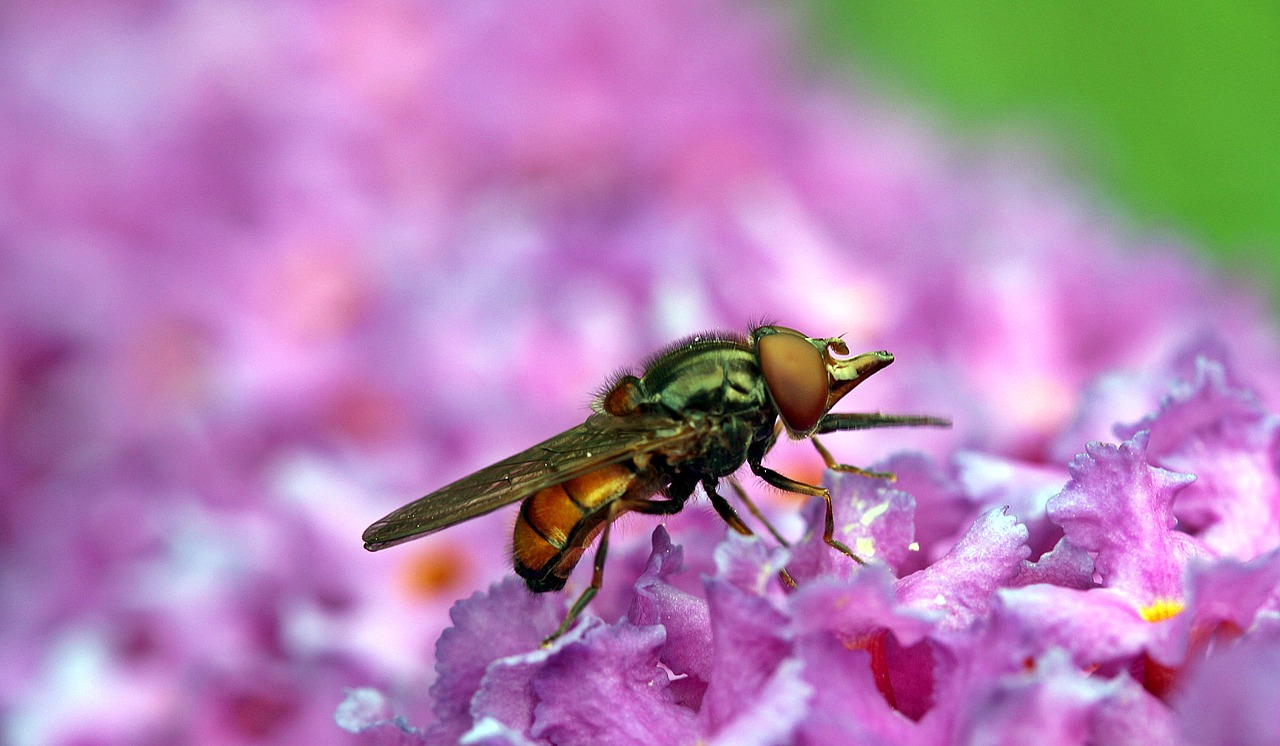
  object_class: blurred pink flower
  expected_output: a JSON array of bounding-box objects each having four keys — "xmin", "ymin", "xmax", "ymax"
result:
[{"xmin": 2, "ymin": 0, "xmax": 1279, "ymax": 744}]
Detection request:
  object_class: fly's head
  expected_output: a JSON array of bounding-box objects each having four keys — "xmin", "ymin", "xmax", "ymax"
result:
[{"xmin": 752, "ymin": 325, "xmax": 893, "ymax": 438}]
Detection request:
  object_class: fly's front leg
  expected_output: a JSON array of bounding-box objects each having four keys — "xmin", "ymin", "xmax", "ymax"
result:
[
  {"xmin": 748, "ymin": 460, "xmax": 864, "ymax": 567},
  {"xmin": 811, "ymin": 412, "xmax": 951, "ymax": 481},
  {"xmin": 810, "ymin": 435, "xmax": 895, "ymax": 481}
]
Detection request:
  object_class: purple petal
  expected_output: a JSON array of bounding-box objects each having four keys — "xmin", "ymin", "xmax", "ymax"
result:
[
  {"xmin": 709, "ymin": 658, "xmax": 811, "ymax": 746},
  {"xmin": 468, "ymin": 642, "xmax": 563, "ymax": 742},
  {"xmin": 627, "ymin": 527, "xmax": 713, "ymax": 699},
  {"xmin": 531, "ymin": 623, "xmax": 697, "ymax": 746},
  {"xmin": 699, "ymin": 538, "xmax": 793, "ymax": 736},
  {"xmin": 427, "ymin": 579, "xmax": 564, "ymax": 744},
  {"xmin": 897, "ymin": 507, "xmax": 1030, "ymax": 630},
  {"xmin": 788, "ymin": 471, "xmax": 918, "ymax": 581},
  {"xmin": 880, "ymin": 452, "xmax": 976, "ymax": 575},
  {"xmin": 1147, "ymin": 548, "xmax": 1280, "ymax": 665},
  {"xmin": 709, "ymin": 529, "xmax": 791, "ymax": 599},
  {"xmin": 1047, "ymin": 432, "xmax": 1200, "ymax": 606},
  {"xmin": 954, "ymin": 652, "xmax": 1099, "ymax": 745},
  {"xmin": 795, "ymin": 634, "xmax": 918, "ymax": 745},
  {"xmin": 1118, "ymin": 357, "xmax": 1280, "ymax": 560},
  {"xmin": 790, "ymin": 569, "xmax": 938, "ymax": 733},
  {"xmin": 953, "ymin": 450, "xmax": 1069, "ymax": 558},
  {"xmin": 993, "ymin": 585, "xmax": 1157, "ymax": 667},
  {"xmin": 334, "ymin": 687, "xmax": 426, "ymax": 744},
  {"xmin": 1184, "ymin": 549, "xmax": 1280, "ymax": 632},
  {"xmin": 951, "ymin": 650, "xmax": 1171, "ymax": 746},
  {"xmin": 1174, "ymin": 631, "xmax": 1280, "ymax": 746},
  {"xmin": 790, "ymin": 566, "xmax": 935, "ymax": 648},
  {"xmin": 1012, "ymin": 536, "xmax": 1096, "ymax": 589},
  {"xmin": 1088, "ymin": 674, "xmax": 1178, "ymax": 746}
]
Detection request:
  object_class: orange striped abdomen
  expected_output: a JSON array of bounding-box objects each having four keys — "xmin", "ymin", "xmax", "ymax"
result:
[{"xmin": 513, "ymin": 463, "xmax": 643, "ymax": 592}]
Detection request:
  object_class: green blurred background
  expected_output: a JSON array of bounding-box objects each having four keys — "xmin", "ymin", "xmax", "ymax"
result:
[{"xmin": 803, "ymin": 1, "xmax": 1280, "ymax": 304}]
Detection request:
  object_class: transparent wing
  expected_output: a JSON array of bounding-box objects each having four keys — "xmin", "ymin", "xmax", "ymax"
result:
[{"xmin": 362, "ymin": 413, "xmax": 704, "ymax": 550}]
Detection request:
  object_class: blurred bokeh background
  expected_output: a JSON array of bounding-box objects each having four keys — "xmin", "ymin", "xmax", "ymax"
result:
[
  {"xmin": 2, "ymin": 1, "xmax": 1277, "ymax": 743},
  {"xmin": 805, "ymin": 1, "xmax": 1280, "ymax": 297}
]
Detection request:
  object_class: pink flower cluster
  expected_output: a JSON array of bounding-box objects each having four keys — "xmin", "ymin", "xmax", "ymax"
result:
[
  {"xmin": 344, "ymin": 353, "xmax": 1280, "ymax": 744},
  {"xmin": 2, "ymin": 1, "xmax": 1278, "ymax": 744}
]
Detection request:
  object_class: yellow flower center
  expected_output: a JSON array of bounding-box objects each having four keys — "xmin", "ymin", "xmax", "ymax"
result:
[{"xmin": 1139, "ymin": 598, "xmax": 1185, "ymax": 623}]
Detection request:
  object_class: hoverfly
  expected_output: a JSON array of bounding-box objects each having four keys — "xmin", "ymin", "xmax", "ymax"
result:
[{"xmin": 363, "ymin": 325, "xmax": 949, "ymax": 643}]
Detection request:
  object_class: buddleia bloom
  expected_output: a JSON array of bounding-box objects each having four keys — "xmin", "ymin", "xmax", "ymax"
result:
[{"xmin": 3, "ymin": 0, "xmax": 1280, "ymax": 744}]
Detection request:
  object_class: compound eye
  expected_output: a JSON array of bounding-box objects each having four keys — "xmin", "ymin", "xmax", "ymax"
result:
[{"xmin": 758, "ymin": 330, "xmax": 827, "ymax": 433}]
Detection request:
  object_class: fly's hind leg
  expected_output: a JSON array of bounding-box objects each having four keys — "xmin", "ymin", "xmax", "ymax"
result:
[
  {"xmin": 542, "ymin": 519, "xmax": 614, "ymax": 647},
  {"xmin": 541, "ymin": 496, "xmax": 686, "ymax": 647}
]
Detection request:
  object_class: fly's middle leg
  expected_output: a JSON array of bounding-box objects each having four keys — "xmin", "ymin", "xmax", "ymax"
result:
[
  {"xmin": 725, "ymin": 478, "xmax": 789, "ymax": 547},
  {"xmin": 542, "ymin": 519, "xmax": 612, "ymax": 647},
  {"xmin": 705, "ymin": 478, "xmax": 796, "ymax": 589}
]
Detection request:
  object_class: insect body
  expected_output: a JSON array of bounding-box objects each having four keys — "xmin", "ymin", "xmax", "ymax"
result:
[{"xmin": 363, "ymin": 325, "xmax": 949, "ymax": 642}]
